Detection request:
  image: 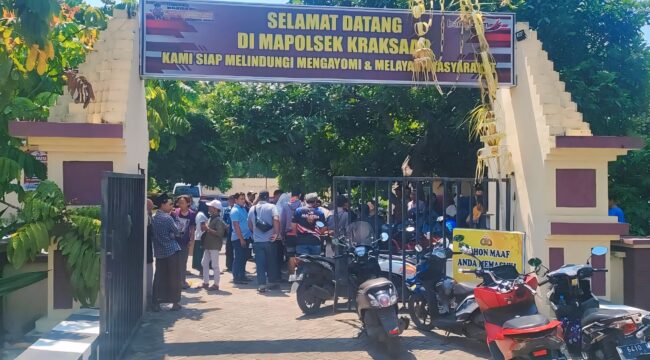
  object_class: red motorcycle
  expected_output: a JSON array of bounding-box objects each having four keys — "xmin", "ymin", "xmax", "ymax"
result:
[{"xmin": 459, "ymin": 244, "xmax": 569, "ymax": 359}]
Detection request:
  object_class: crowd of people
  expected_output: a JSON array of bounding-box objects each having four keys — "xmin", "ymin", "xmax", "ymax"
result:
[
  {"xmin": 145, "ymin": 183, "xmax": 489, "ymax": 311},
  {"xmin": 146, "ymin": 189, "xmax": 337, "ymax": 310}
]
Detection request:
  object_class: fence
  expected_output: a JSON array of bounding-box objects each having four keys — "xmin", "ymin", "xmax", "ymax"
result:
[
  {"xmin": 99, "ymin": 172, "xmax": 146, "ymax": 359},
  {"xmin": 330, "ymin": 176, "xmax": 512, "ymax": 310}
]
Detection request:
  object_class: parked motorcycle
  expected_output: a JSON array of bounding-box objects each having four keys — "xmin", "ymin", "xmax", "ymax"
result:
[
  {"xmin": 459, "ymin": 238, "xmax": 569, "ymax": 360},
  {"xmin": 291, "ymin": 221, "xmax": 415, "ymax": 315},
  {"xmin": 335, "ymin": 221, "xmax": 410, "ymax": 353},
  {"xmin": 406, "ymin": 234, "xmax": 484, "ymax": 340},
  {"xmin": 531, "ymin": 246, "xmax": 650, "ymax": 360}
]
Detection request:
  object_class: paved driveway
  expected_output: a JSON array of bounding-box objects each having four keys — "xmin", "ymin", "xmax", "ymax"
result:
[{"xmin": 126, "ymin": 254, "xmax": 490, "ymax": 360}]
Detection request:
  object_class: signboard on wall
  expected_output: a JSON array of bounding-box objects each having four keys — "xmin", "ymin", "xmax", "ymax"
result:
[
  {"xmin": 23, "ymin": 151, "xmax": 47, "ymax": 191},
  {"xmin": 140, "ymin": 1, "xmax": 515, "ymax": 86},
  {"xmin": 452, "ymin": 228, "xmax": 525, "ymax": 283}
]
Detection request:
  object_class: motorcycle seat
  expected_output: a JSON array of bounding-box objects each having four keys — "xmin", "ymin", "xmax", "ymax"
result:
[
  {"xmin": 581, "ymin": 308, "xmax": 629, "ymax": 326},
  {"xmin": 502, "ymin": 314, "xmax": 549, "ymax": 330},
  {"xmin": 301, "ymin": 255, "xmax": 334, "ymax": 265},
  {"xmin": 358, "ymin": 278, "xmax": 394, "ymax": 295},
  {"xmin": 453, "ymin": 282, "xmax": 475, "ymax": 297}
]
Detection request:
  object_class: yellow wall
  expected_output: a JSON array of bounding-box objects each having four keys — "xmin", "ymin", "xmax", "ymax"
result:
[{"xmin": 3, "ymin": 260, "xmax": 48, "ymax": 339}]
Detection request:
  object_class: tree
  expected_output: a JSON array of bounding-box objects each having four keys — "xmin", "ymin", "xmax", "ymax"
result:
[
  {"xmin": 199, "ymin": 82, "xmax": 479, "ymax": 192},
  {"xmin": 0, "ymin": 0, "xmax": 110, "ymax": 306},
  {"xmin": 149, "ymin": 112, "xmax": 232, "ymax": 191}
]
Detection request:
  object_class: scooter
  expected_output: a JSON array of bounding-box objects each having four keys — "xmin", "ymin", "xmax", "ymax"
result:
[
  {"xmin": 459, "ymin": 237, "xmax": 569, "ymax": 360},
  {"xmin": 532, "ymin": 246, "xmax": 650, "ymax": 360},
  {"xmin": 291, "ymin": 221, "xmax": 415, "ymax": 315},
  {"xmin": 333, "ymin": 222, "xmax": 409, "ymax": 355},
  {"xmin": 406, "ymin": 235, "xmax": 484, "ymax": 340}
]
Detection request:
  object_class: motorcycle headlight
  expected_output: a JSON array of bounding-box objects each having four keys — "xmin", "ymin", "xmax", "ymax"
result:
[
  {"xmin": 367, "ymin": 293, "xmax": 379, "ymax": 307},
  {"xmin": 372, "ymin": 291, "xmax": 393, "ymax": 308},
  {"xmin": 354, "ymin": 246, "xmax": 367, "ymax": 257}
]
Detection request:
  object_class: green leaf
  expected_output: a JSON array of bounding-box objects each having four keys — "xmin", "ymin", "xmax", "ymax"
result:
[
  {"xmin": 0, "ymin": 157, "xmax": 22, "ymax": 183},
  {"xmin": 10, "ymin": 236, "xmax": 27, "ymax": 269}
]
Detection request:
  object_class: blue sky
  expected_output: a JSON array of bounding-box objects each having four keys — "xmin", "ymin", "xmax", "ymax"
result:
[{"xmin": 86, "ymin": 0, "xmax": 650, "ymax": 42}]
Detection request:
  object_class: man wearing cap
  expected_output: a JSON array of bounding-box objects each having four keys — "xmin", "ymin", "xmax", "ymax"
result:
[
  {"xmin": 293, "ymin": 193, "xmax": 328, "ymax": 256},
  {"xmin": 247, "ymin": 190, "xmax": 281, "ymax": 293},
  {"xmin": 151, "ymin": 193, "xmax": 182, "ymax": 311},
  {"xmin": 201, "ymin": 200, "xmax": 228, "ymax": 291},
  {"xmin": 231, "ymin": 192, "xmax": 252, "ymax": 284}
]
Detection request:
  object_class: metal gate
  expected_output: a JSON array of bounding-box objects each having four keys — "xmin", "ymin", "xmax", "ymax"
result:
[
  {"xmin": 330, "ymin": 176, "xmax": 512, "ymax": 310},
  {"xmin": 99, "ymin": 172, "xmax": 146, "ymax": 359}
]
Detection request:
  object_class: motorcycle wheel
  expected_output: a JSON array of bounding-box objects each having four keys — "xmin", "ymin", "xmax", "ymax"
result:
[
  {"xmin": 296, "ymin": 282, "xmax": 322, "ymax": 315},
  {"xmin": 466, "ymin": 312, "xmax": 486, "ymax": 342},
  {"xmin": 385, "ymin": 336, "xmax": 401, "ymax": 357},
  {"xmin": 408, "ymin": 293, "xmax": 435, "ymax": 331}
]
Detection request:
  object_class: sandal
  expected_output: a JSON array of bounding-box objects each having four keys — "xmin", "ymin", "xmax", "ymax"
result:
[
  {"xmin": 208, "ymin": 285, "xmax": 219, "ymax": 291},
  {"xmin": 202, "ymin": 283, "xmax": 209, "ymax": 289}
]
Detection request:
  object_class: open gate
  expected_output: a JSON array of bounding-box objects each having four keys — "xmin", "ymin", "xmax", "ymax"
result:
[
  {"xmin": 99, "ymin": 172, "xmax": 146, "ymax": 359},
  {"xmin": 330, "ymin": 176, "xmax": 512, "ymax": 310}
]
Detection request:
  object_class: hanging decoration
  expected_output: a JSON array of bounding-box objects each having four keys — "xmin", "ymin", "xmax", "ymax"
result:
[{"xmin": 409, "ymin": 0, "xmax": 519, "ymax": 181}]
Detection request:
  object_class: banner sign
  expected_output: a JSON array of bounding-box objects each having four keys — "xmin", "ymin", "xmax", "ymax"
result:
[
  {"xmin": 141, "ymin": 1, "xmax": 515, "ymax": 86},
  {"xmin": 452, "ymin": 228, "xmax": 525, "ymax": 283},
  {"xmin": 23, "ymin": 151, "xmax": 47, "ymax": 191}
]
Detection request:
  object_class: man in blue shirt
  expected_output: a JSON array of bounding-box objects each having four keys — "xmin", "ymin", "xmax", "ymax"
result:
[
  {"xmin": 230, "ymin": 192, "xmax": 252, "ymax": 284},
  {"xmin": 608, "ymin": 197, "xmax": 626, "ymax": 223},
  {"xmin": 151, "ymin": 193, "xmax": 182, "ymax": 311}
]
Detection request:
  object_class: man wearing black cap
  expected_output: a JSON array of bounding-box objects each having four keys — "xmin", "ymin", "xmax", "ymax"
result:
[{"xmin": 151, "ymin": 193, "xmax": 182, "ymax": 311}]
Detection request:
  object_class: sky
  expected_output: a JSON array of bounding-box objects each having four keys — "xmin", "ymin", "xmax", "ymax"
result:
[{"xmin": 86, "ymin": 0, "xmax": 650, "ymax": 42}]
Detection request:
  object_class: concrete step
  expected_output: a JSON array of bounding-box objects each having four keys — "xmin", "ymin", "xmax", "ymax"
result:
[
  {"xmin": 565, "ymin": 128, "xmax": 592, "ymax": 136},
  {"xmin": 549, "ymin": 125, "xmax": 566, "ymax": 136}
]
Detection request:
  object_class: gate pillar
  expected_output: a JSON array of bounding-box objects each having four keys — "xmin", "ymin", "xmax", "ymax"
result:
[
  {"xmin": 490, "ymin": 23, "xmax": 643, "ymax": 303},
  {"xmin": 7, "ymin": 9, "xmax": 148, "ymax": 332}
]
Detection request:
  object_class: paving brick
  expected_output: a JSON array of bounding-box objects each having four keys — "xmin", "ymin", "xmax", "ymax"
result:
[{"xmin": 125, "ymin": 254, "xmax": 490, "ymax": 360}]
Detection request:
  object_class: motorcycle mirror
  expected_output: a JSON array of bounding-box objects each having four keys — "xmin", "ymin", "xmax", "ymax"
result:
[
  {"xmin": 316, "ymin": 221, "xmax": 325, "ymax": 228},
  {"xmin": 528, "ymin": 258, "xmax": 542, "ymax": 268},
  {"xmin": 591, "ymin": 246, "xmax": 608, "ymax": 256},
  {"xmin": 436, "ymin": 216, "xmax": 444, "ymax": 222},
  {"xmin": 380, "ymin": 232, "xmax": 389, "ymax": 242},
  {"xmin": 415, "ymin": 244, "xmax": 423, "ymax": 253},
  {"xmin": 453, "ymin": 234, "xmax": 465, "ymax": 242},
  {"xmin": 406, "ymin": 226, "xmax": 416, "ymax": 232}
]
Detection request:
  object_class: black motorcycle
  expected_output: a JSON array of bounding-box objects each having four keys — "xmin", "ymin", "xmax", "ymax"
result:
[
  {"xmin": 334, "ymin": 221, "xmax": 409, "ymax": 354},
  {"xmin": 406, "ymin": 234, "xmax": 484, "ymax": 340},
  {"xmin": 531, "ymin": 246, "xmax": 650, "ymax": 360},
  {"xmin": 292, "ymin": 221, "xmax": 410, "ymax": 315}
]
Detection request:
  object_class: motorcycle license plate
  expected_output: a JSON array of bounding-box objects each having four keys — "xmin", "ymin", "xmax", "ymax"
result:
[{"xmin": 616, "ymin": 342, "xmax": 650, "ymax": 360}]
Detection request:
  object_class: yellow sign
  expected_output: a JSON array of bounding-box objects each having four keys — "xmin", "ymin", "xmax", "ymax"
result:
[{"xmin": 452, "ymin": 228, "xmax": 525, "ymax": 284}]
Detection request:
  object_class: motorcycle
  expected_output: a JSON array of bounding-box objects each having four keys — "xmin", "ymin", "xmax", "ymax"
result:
[
  {"xmin": 291, "ymin": 221, "xmax": 415, "ymax": 315},
  {"xmin": 531, "ymin": 246, "xmax": 650, "ymax": 360},
  {"xmin": 405, "ymin": 234, "xmax": 484, "ymax": 341},
  {"xmin": 333, "ymin": 221, "xmax": 410, "ymax": 354},
  {"xmin": 459, "ymin": 238, "xmax": 569, "ymax": 360}
]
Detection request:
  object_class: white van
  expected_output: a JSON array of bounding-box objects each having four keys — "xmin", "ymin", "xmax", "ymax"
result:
[{"xmin": 172, "ymin": 183, "xmax": 201, "ymax": 209}]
